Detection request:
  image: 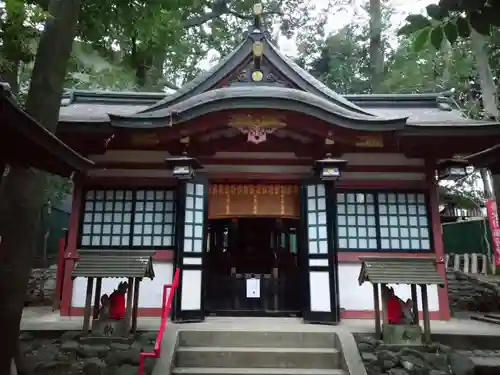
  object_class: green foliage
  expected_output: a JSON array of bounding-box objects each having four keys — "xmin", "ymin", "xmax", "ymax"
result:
[
  {"xmin": 398, "ymin": 15, "xmax": 431, "ymax": 36},
  {"xmin": 296, "ymin": 1, "xmax": 395, "ymax": 95},
  {"xmin": 430, "ymin": 25, "xmax": 444, "ymax": 49},
  {"xmin": 399, "ymin": 0, "xmax": 500, "ymax": 49},
  {"xmin": 45, "ymin": 176, "xmax": 72, "ymax": 204},
  {"xmin": 1, "ymin": 0, "xmax": 329, "ymax": 92},
  {"xmin": 443, "ymin": 21, "xmax": 458, "ymax": 44},
  {"xmin": 413, "ymin": 28, "xmax": 431, "ymax": 52}
]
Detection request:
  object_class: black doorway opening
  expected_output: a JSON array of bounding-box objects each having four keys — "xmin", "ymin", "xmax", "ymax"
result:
[{"xmin": 204, "ymin": 217, "xmax": 302, "ymax": 317}]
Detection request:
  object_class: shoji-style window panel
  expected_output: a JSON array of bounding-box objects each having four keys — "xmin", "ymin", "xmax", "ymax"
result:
[
  {"xmin": 183, "ymin": 182, "xmax": 206, "ymax": 253},
  {"xmin": 336, "ymin": 192, "xmax": 378, "ymax": 250},
  {"xmin": 132, "ymin": 190, "xmax": 176, "ymax": 247},
  {"xmin": 306, "ymin": 184, "xmax": 328, "ymax": 254},
  {"xmin": 80, "ymin": 189, "xmax": 176, "ymax": 249},
  {"xmin": 377, "ymin": 192, "xmax": 430, "ymax": 251},
  {"xmin": 81, "ymin": 190, "xmax": 133, "ymax": 247}
]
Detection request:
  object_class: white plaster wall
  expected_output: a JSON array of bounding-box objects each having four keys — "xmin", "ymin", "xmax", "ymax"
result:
[
  {"xmin": 72, "ymin": 261, "xmax": 173, "ymax": 308},
  {"xmin": 338, "ymin": 263, "xmax": 440, "ymax": 312}
]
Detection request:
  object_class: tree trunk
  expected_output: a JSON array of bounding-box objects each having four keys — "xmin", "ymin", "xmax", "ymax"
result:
[
  {"xmin": 470, "ymin": 29, "xmax": 500, "ymax": 119},
  {"xmin": 145, "ymin": 51, "xmax": 167, "ymax": 91},
  {"xmin": 440, "ymin": 39, "xmax": 452, "ymax": 90},
  {"xmin": 368, "ymin": 0, "xmax": 383, "ymax": 93},
  {"xmin": 0, "ymin": 0, "xmax": 81, "ymax": 373}
]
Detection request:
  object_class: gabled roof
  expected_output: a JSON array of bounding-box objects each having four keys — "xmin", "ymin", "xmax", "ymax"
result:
[
  {"xmin": 56, "ymin": 19, "xmax": 500, "ymax": 137},
  {"xmin": 0, "ymin": 82, "xmax": 94, "ymax": 177},
  {"xmin": 138, "ymin": 30, "xmax": 374, "ymax": 117},
  {"xmin": 105, "ymin": 28, "xmax": 408, "ymax": 130}
]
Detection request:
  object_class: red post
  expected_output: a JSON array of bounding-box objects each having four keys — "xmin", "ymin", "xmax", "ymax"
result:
[{"xmin": 54, "ymin": 236, "xmax": 67, "ymax": 310}]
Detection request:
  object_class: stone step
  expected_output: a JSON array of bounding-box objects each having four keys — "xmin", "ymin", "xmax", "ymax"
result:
[
  {"xmin": 177, "ymin": 331, "xmax": 336, "ymax": 348},
  {"xmin": 470, "ymin": 315, "xmax": 500, "ymax": 325},
  {"xmin": 175, "ymin": 347, "xmax": 341, "ymax": 369},
  {"xmin": 172, "ymin": 367, "xmax": 348, "ymax": 375},
  {"xmin": 484, "ymin": 313, "xmax": 500, "ymax": 321}
]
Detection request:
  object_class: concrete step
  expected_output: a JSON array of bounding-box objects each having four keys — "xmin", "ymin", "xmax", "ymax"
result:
[
  {"xmin": 471, "ymin": 315, "xmax": 500, "ymax": 325},
  {"xmin": 177, "ymin": 330, "xmax": 336, "ymax": 348},
  {"xmin": 175, "ymin": 347, "xmax": 341, "ymax": 369},
  {"xmin": 172, "ymin": 367, "xmax": 348, "ymax": 375},
  {"xmin": 484, "ymin": 313, "xmax": 500, "ymax": 320}
]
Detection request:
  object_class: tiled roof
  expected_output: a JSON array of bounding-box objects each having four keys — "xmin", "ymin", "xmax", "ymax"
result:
[
  {"xmin": 358, "ymin": 256, "xmax": 444, "ymax": 286},
  {"xmin": 72, "ymin": 250, "xmax": 155, "ymax": 279}
]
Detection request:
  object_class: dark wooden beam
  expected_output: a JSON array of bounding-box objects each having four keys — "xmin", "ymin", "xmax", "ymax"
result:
[
  {"xmin": 373, "ymin": 283, "xmax": 381, "ymax": 339},
  {"xmin": 82, "ymin": 277, "xmax": 94, "ymax": 336},
  {"xmin": 421, "ymin": 284, "xmax": 431, "ymax": 344},
  {"xmin": 93, "ymin": 160, "xmax": 426, "ymax": 172},
  {"xmin": 411, "ymin": 284, "xmax": 419, "ymax": 325},
  {"xmin": 92, "ymin": 277, "xmax": 102, "ymax": 320},
  {"xmin": 131, "ymin": 278, "xmax": 140, "ymax": 333}
]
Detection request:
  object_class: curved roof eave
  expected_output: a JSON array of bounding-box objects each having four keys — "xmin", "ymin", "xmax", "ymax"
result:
[
  {"xmin": 108, "ymin": 86, "xmax": 407, "ymax": 132},
  {"xmin": 402, "ymin": 122, "xmax": 500, "ymax": 137}
]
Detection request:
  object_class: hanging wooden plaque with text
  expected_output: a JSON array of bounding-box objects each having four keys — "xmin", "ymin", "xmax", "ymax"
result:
[{"xmin": 208, "ymin": 184, "xmax": 300, "ymax": 219}]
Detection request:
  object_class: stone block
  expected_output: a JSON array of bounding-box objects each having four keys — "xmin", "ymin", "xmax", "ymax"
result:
[
  {"xmin": 91, "ymin": 319, "xmax": 127, "ymax": 338},
  {"xmin": 382, "ymin": 324, "xmax": 422, "ymax": 346}
]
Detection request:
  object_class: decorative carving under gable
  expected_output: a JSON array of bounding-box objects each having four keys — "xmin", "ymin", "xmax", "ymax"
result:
[
  {"xmin": 227, "ymin": 58, "xmax": 291, "ymax": 87},
  {"xmin": 228, "ymin": 114, "xmax": 286, "ymax": 144}
]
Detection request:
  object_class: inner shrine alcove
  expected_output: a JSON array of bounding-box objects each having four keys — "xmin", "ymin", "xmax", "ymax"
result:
[{"xmin": 208, "ymin": 184, "xmax": 300, "ymax": 219}]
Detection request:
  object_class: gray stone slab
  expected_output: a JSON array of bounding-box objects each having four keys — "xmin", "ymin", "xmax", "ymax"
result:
[{"xmin": 175, "ymin": 347, "xmax": 341, "ymax": 369}]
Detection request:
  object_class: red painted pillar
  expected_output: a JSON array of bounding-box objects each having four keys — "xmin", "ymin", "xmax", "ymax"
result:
[
  {"xmin": 60, "ymin": 182, "xmax": 83, "ymax": 316},
  {"xmin": 426, "ymin": 161, "xmax": 451, "ymax": 320},
  {"xmin": 54, "ymin": 235, "xmax": 67, "ymax": 310}
]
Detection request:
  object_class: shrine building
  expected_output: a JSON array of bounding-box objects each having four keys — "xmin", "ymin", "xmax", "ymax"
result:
[{"xmin": 54, "ymin": 9, "xmax": 500, "ymax": 324}]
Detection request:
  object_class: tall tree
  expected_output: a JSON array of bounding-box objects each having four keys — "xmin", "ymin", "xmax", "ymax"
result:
[
  {"xmin": 368, "ymin": 0, "xmax": 383, "ymax": 92},
  {"xmin": 0, "ymin": 0, "xmax": 81, "ymax": 373},
  {"xmin": 298, "ymin": 0, "xmax": 394, "ymax": 94}
]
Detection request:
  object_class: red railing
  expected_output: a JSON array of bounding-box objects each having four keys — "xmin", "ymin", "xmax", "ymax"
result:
[{"xmin": 138, "ymin": 268, "xmax": 180, "ymax": 375}]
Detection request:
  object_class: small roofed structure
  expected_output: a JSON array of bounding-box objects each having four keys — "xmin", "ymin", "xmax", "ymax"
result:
[
  {"xmin": 0, "ymin": 81, "xmax": 93, "ymax": 178},
  {"xmin": 358, "ymin": 257, "xmax": 444, "ymax": 344},
  {"xmin": 72, "ymin": 250, "xmax": 155, "ymax": 337}
]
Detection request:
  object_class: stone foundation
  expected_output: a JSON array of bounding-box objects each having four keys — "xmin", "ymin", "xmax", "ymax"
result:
[
  {"xmin": 18, "ymin": 331, "xmax": 156, "ymax": 375},
  {"xmin": 446, "ymin": 270, "xmax": 500, "ymax": 314},
  {"xmin": 25, "ymin": 265, "xmax": 57, "ymax": 306},
  {"xmin": 382, "ymin": 324, "xmax": 423, "ymax": 346},
  {"xmin": 357, "ymin": 334, "xmax": 466, "ymax": 375}
]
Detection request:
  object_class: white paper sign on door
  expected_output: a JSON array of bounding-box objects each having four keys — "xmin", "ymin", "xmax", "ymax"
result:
[{"xmin": 246, "ymin": 277, "xmax": 260, "ymax": 298}]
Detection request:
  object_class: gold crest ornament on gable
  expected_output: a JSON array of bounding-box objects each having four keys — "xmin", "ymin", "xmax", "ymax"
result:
[{"xmin": 228, "ymin": 114, "xmax": 286, "ymax": 144}]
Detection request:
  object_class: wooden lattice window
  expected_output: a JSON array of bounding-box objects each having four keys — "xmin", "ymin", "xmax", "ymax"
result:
[
  {"xmin": 377, "ymin": 192, "xmax": 430, "ymax": 251},
  {"xmin": 80, "ymin": 189, "xmax": 176, "ymax": 249}
]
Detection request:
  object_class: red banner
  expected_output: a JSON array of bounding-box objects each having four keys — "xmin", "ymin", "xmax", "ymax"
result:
[{"xmin": 486, "ymin": 199, "xmax": 500, "ymax": 266}]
